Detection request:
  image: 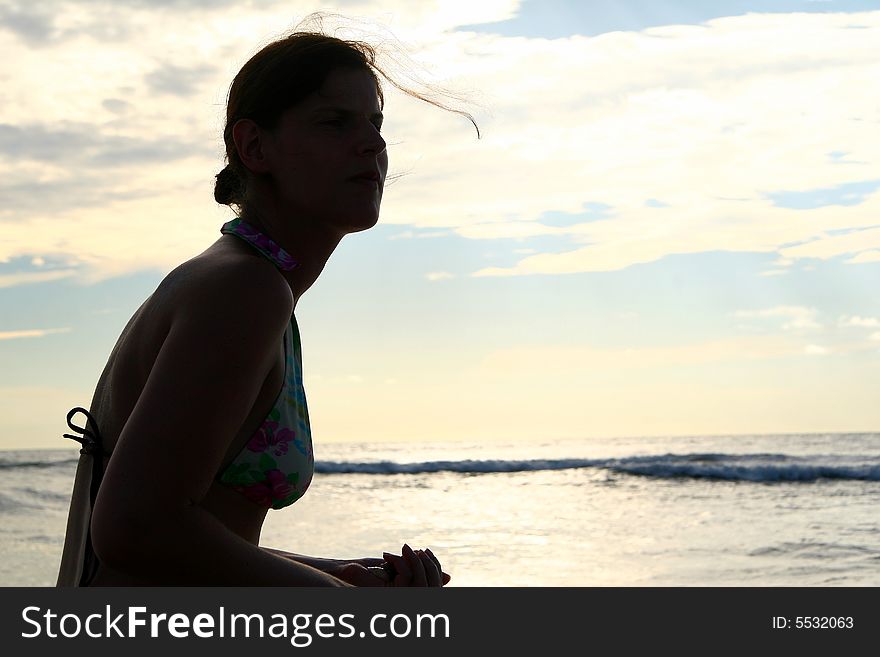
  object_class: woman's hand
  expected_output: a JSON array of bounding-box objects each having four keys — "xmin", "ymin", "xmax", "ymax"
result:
[
  {"xmin": 334, "ymin": 545, "xmax": 451, "ymax": 587},
  {"xmin": 334, "ymin": 558, "xmax": 393, "ymax": 587},
  {"xmin": 382, "ymin": 544, "xmax": 451, "ymax": 587}
]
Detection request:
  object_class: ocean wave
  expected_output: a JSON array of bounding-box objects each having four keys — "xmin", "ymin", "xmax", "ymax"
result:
[
  {"xmin": 0, "ymin": 457, "xmax": 79, "ymax": 470},
  {"xmin": 315, "ymin": 458, "xmax": 602, "ymax": 475},
  {"xmin": 3, "ymin": 452, "xmax": 878, "ymax": 483},
  {"xmin": 315, "ymin": 453, "xmax": 880, "ymax": 482},
  {"xmin": 609, "ymin": 453, "xmax": 880, "ymax": 482}
]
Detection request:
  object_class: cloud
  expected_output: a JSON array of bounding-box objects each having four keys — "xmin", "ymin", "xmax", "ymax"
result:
[
  {"xmin": 839, "ymin": 315, "xmax": 880, "ymax": 328},
  {"xmin": 0, "ymin": 327, "xmax": 71, "ymax": 340},
  {"xmin": 0, "ymin": 175, "xmax": 154, "ymax": 219},
  {"xmin": 734, "ymin": 306, "xmax": 816, "ymax": 319},
  {"xmin": 117, "ymin": 0, "xmax": 262, "ymax": 6},
  {"xmin": 457, "ymin": 0, "xmax": 879, "ymax": 39},
  {"xmin": 785, "ymin": 316, "xmax": 822, "ymax": 332},
  {"xmin": 388, "ymin": 10, "xmax": 880, "ymax": 276},
  {"xmin": 389, "ymin": 230, "xmax": 417, "ymax": 240},
  {"xmin": 426, "ymin": 271, "xmax": 454, "ymax": 281},
  {"xmin": 388, "ymin": 229, "xmax": 452, "ymax": 240},
  {"xmin": 766, "ymin": 179, "xmax": 880, "ymax": 209},
  {"xmin": 101, "ymin": 98, "xmax": 133, "ymax": 114},
  {"xmin": 478, "ymin": 336, "xmax": 804, "ymax": 374},
  {"xmin": 2, "ymin": 4, "xmax": 880, "ymax": 283},
  {"xmin": 0, "ymin": 0, "xmax": 272, "ymax": 46},
  {"xmin": 779, "ymin": 226, "xmax": 880, "ymax": 261},
  {"xmin": 733, "ymin": 306, "xmax": 822, "ymax": 331},
  {"xmin": 458, "ymin": 221, "xmax": 562, "ymax": 241},
  {"xmin": 0, "ymin": 122, "xmax": 215, "ymax": 220},
  {"xmin": 0, "ymin": 122, "xmax": 211, "ymax": 167},
  {"xmin": 645, "ymin": 198, "xmax": 669, "ymax": 208},
  {"xmin": 144, "ymin": 62, "xmax": 220, "ymax": 97},
  {"xmin": 0, "ymin": 1, "xmax": 137, "ymax": 46},
  {"xmin": 847, "ymin": 250, "xmax": 880, "ymax": 263},
  {"xmin": 0, "ymin": 2, "xmax": 55, "ymax": 45},
  {"xmin": 0, "ymin": 270, "xmax": 77, "ymax": 288}
]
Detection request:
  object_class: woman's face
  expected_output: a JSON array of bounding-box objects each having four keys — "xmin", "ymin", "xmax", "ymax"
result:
[{"xmin": 263, "ymin": 67, "xmax": 388, "ymax": 235}]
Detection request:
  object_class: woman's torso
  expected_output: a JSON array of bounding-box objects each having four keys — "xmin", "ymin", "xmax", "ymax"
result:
[{"xmin": 75, "ymin": 235, "xmax": 292, "ymax": 585}]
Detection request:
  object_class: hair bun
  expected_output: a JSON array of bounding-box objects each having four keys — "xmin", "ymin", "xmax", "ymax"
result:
[{"xmin": 214, "ymin": 164, "xmax": 242, "ymax": 207}]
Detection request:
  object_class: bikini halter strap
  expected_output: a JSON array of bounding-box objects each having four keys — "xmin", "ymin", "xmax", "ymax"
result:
[{"xmin": 220, "ymin": 218, "xmax": 299, "ymax": 272}]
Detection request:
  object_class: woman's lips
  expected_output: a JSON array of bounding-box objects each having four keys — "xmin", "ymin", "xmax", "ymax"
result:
[{"xmin": 349, "ymin": 177, "xmax": 380, "ymax": 187}]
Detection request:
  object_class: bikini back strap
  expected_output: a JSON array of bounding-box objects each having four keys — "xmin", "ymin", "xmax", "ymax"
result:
[
  {"xmin": 63, "ymin": 406, "xmax": 107, "ymax": 587},
  {"xmin": 64, "ymin": 407, "xmax": 108, "ymax": 457}
]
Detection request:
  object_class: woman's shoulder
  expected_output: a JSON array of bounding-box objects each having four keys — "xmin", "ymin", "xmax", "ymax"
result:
[
  {"xmin": 88, "ymin": 239, "xmax": 293, "ymax": 437},
  {"xmin": 155, "ymin": 240, "xmax": 294, "ymax": 325}
]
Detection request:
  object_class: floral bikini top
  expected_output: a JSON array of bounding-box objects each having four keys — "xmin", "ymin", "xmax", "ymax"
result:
[{"xmin": 216, "ymin": 218, "xmax": 314, "ymax": 510}]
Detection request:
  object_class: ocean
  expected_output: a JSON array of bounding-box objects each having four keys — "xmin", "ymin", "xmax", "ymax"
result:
[{"xmin": 2, "ymin": 433, "xmax": 879, "ymax": 586}]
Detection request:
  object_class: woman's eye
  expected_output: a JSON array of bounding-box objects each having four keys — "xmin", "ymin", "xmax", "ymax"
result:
[{"xmin": 322, "ymin": 119, "xmax": 344, "ymax": 126}]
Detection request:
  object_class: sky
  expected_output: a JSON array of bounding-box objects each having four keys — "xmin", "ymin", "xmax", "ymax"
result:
[{"xmin": 1, "ymin": 0, "xmax": 879, "ymax": 450}]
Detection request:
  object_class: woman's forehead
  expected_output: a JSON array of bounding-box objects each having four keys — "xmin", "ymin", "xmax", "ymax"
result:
[{"xmin": 312, "ymin": 68, "xmax": 381, "ymax": 109}]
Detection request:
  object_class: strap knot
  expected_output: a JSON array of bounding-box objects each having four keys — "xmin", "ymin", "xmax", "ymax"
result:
[{"xmin": 63, "ymin": 407, "xmax": 109, "ymax": 457}]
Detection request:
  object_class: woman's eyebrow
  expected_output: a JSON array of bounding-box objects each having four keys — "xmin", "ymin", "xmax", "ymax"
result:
[{"xmin": 313, "ymin": 106, "xmax": 384, "ymax": 123}]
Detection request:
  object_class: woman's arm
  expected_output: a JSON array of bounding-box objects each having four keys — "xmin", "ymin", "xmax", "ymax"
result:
[
  {"xmin": 91, "ymin": 262, "xmax": 348, "ymax": 586},
  {"xmin": 263, "ymin": 545, "xmax": 450, "ymax": 586},
  {"xmin": 261, "ymin": 547, "xmax": 353, "ymax": 574},
  {"xmin": 95, "ymin": 503, "xmax": 352, "ymax": 586}
]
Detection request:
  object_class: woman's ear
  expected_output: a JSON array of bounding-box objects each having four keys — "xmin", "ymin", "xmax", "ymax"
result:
[{"xmin": 232, "ymin": 118, "xmax": 273, "ymax": 175}]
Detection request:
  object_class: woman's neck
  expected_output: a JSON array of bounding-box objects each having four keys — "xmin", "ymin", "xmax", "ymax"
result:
[{"xmin": 240, "ymin": 206, "xmax": 344, "ymax": 307}]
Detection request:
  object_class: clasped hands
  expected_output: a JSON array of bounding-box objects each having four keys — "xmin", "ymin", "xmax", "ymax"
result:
[{"xmin": 336, "ymin": 544, "xmax": 450, "ymax": 587}]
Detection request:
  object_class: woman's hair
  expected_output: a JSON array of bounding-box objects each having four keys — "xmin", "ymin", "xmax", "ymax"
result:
[{"xmin": 215, "ymin": 20, "xmax": 479, "ymax": 215}]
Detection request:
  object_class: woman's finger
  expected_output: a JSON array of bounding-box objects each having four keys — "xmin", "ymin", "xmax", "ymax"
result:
[
  {"xmin": 383, "ymin": 551, "xmax": 411, "ymax": 586},
  {"xmin": 402, "ymin": 544, "xmax": 427, "ymax": 587},
  {"xmin": 365, "ymin": 566, "xmax": 393, "ymax": 585},
  {"xmin": 418, "ymin": 550, "xmax": 441, "ymax": 587},
  {"xmin": 424, "ymin": 549, "xmax": 442, "ymax": 577},
  {"xmin": 425, "ymin": 548, "xmax": 451, "ymax": 586}
]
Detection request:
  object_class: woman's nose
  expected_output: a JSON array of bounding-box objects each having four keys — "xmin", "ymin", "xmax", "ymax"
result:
[{"xmin": 358, "ymin": 124, "xmax": 386, "ymax": 156}]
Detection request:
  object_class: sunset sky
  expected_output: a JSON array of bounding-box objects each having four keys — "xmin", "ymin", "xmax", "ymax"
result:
[{"xmin": 1, "ymin": 0, "xmax": 879, "ymax": 450}]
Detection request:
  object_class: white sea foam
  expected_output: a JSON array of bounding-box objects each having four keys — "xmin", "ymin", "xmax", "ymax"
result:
[{"xmin": 314, "ymin": 453, "xmax": 880, "ymax": 482}]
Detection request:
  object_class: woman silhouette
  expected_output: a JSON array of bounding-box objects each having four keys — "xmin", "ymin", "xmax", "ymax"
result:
[{"xmin": 57, "ymin": 25, "xmax": 475, "ymax": 586}]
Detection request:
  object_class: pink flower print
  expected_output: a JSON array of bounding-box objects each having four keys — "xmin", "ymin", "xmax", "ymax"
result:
[
  {"xmin": 235, "ymin": 481, "xmax": 273, "ymax": 507},
  {"xmin": 234, "ymin": 470, "xmax": 294, "ymax": 507},
  {"xmin": 272, "ymin": 427, "xmax": 295, "ymax": 456},
  {"xmin": 246, "ymin": 421, "xmax": 278, "ymax": 453},
  {"xmin": 235, "ymin": 220, "xmax": 258, "ymax": 239},
  {"xmin": 270, "ymin": 246, "xmax": 298, "ymax": 271},
  {"xmin": 246, "ymin": 421, "xmax": 294, "ymax": 457},
  {"xmin": 224, "ymin": 219, "xmax": 298, "ymax": 271},
  {"xmin": 265, "ymin": 468, "xmax": 295, "ymax": 501}
]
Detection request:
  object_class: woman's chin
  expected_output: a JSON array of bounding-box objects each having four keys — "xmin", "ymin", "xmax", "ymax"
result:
[{"xmin": 340, "ymin": 210, "xmax": 381, "ymax": 234}]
